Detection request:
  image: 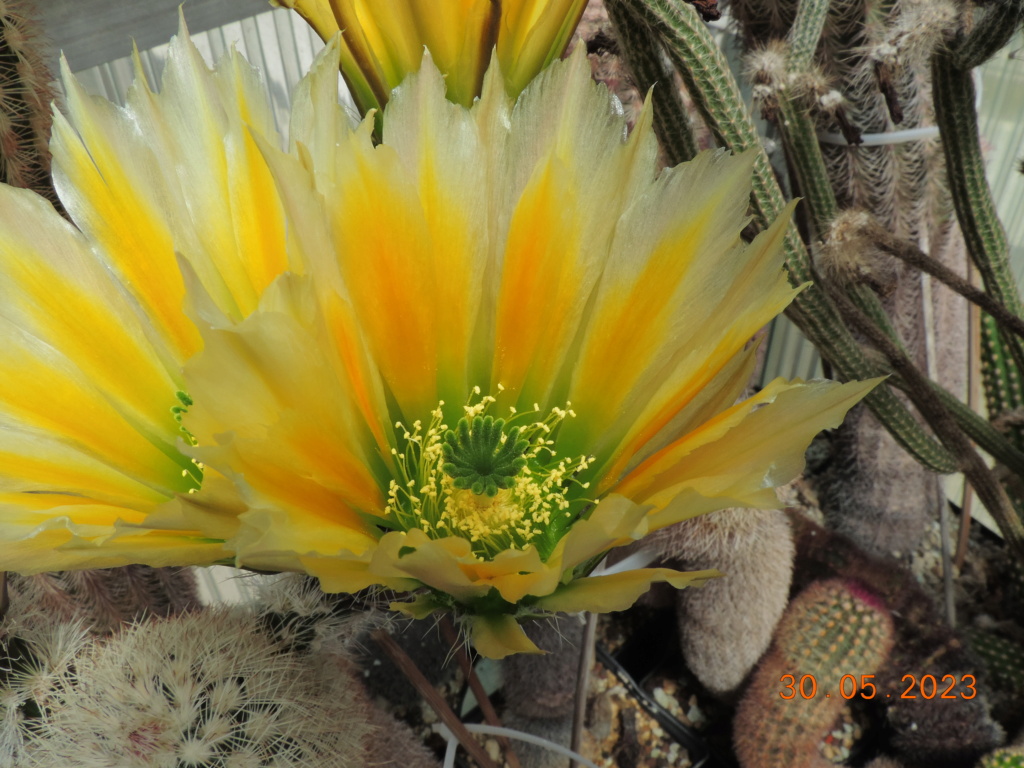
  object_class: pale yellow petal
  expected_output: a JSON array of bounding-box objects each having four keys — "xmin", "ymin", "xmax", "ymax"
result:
[
  {"xmin": 371, "ymin": 529, "xmax": 493, "ymax": 602},
  {"xmin": 369, "ymin": 528, "xmax": 562, "ymax": 604},
  {"xmin": 182, "ymin": 276, "xmax": 386, "ymax": 553},
  {"xmin": 556, "ymin": 495, "xmax": 651, "ymax": 572},
  {"xmin": 533, "ymin": 567, "xmax": 719, "ymax": 614},
  {"xmin": 0, "ymin": 496, "xmax": 229, "ymax": 573},
  {"xmin": 616, "ymin": 378, "xmax": 880, "ymax": 529},
  {"xmin": 470, "ymin": 614, "xmax": 543, "ymax": 659}
]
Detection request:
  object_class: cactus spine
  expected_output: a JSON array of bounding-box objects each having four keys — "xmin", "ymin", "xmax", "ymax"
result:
[{"xmin": 0, "ymin": 0, "xmax": 58, "ymax": 206}]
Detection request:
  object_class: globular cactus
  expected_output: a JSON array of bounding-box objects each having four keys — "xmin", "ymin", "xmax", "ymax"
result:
[
  {"xmin": 733, "ymin": 578, "xmax": 895, "ymax": 768},
  {"xmin": 964, "ymin": 628, "xmax": 1024, "ymax": 694},
  {"xmin": 790, "ymin": 513, "xmax": 1006, "ymax": 762},
  {"xmin": 978, "ymin": 748, "xmax": 1024, "ymax": 768},
  {"xmin": 0, "ymin": 0, "xmax": 59, "ymax": 206}
]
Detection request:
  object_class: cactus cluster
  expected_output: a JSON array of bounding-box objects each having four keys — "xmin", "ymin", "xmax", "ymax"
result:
[
  {"xmin": 6, "ymin": 567, "xmax": 200, "ymax": 634},
  {"xmin": 789, "ymin": 513, "xmax": 1006, "ymax": 762},
  {"xmin": 733, "ymin": 578, "xmax": 895, "ymax": 768}
]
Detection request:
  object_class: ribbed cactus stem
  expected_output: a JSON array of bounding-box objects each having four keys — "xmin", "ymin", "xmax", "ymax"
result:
[
  {"xmin": 916, "ymin": 377, "xmax": 1024, "ymax": 477},
  {"xmin": 604, "ymin": 0, "xmax": 699, "ymax": 164},
  {"xmin": 619, "ymin": 0, "xmax": 957, "ymax": 473},
  {"xmin": 932, "ymin": 52, "xmax": 1024, "ymax": 375},
  {"xmin": 932, "ymin": 53, "xmax": 1021, "ymax": 315},
  {"xmin": 776, "ymin": 95, "xmax": 837, "ymax": 238},
  {"xmin": 953, "ymin": 0, "xmax": 1024, "ymax": 71},
  {"xmin": 785, "ymin": 0, "xmax": 829, "ymax": 70},
  {"xmin": 980, "ymin": 314, "xmax": 1024, "ymax": 435}
]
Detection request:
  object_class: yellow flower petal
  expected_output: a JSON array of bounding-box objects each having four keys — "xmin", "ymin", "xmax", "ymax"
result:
[
  {"xmin": 470, "ymin": 614, "xmax": 543, "ymax": 659},
  {"xmin": 616, "ymin": 378, "xmax": 882, "ymax": 529},
  {"xmin": 533, "ymin": 567, "xmax": 720, "ymax": 614},
  {"xmin": 0, "ymin": 18, "xmax": 306, "ymax": 573},
  {"xmin": 0, "ymin": 495, "xmax": 229, "ymax": 573}
]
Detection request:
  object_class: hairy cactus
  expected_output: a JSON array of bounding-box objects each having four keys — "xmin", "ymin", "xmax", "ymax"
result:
[
  {"xmin": 733, "ymin": 578, "xmax": 895, "ymax": 768},
  {"xmin": 625, "ymin": 506, "xmax": 795, "ymax": 698},
  {"xmin": 0, "ymin": 0, "xmax": 59, "ymax": 205},
  {"xmin": 6, "ymin": 567, "xmax": 200, "ymax": 634}
]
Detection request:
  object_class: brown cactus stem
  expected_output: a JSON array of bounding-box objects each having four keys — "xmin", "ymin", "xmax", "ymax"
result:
[
  {"xmin": 830, "ymin": 289, "xmax": 1024, "ymax": 555},
  {"xmin": 439, "ymin": 617, "xmax": 522, "ymax": 768},
  {"xmin": 372, "ymin": 628, "xmax": 501, "ymax": 768},
  {"xmin": 867, "ymin": 220, "xmax": 1024, "ymax": 341}
]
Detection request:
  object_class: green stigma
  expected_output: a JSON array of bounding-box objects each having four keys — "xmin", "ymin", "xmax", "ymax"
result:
[{"xmin": 442, "ymin": 415, "xmax": 529, "ymax": 497}]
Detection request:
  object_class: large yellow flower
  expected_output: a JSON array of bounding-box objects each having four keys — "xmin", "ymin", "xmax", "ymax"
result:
[
  {"xmin": 0, "ymin": 23, "xmax": 872, "ymax": 657},
  {"xmin": 177, "ymin": 43, "xmax": 872, "ymax": 656},
  {"xmin": 273, "ymin": 0, "xmax": 587, "ymax": 111}
]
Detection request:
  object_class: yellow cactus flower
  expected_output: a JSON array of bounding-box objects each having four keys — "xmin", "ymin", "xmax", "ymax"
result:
[
  {"xmin": 177, "ymin": 42, "xmax": 873, "ymax": 657},
  {"xmin": 0, "ymin": 22, "xmax": 873, "ymax": 657},
  {"xmin": 272, "ymin": 0, "xmax": 587, "ymax": 112}
]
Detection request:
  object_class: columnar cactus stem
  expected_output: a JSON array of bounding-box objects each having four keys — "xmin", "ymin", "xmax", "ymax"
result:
[
  {"xmin": 603, "ymin": 0, "xmax": 699, "ymax": 164},
  {"xmin": 953, "ymin": 0, "xmax": 1024, "ymax": 71},
  {"xmin": 932, "ymin": 52, "xmax": 1024, "ymax": 369}
]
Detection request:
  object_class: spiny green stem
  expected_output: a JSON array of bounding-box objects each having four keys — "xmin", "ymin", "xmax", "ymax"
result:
[
  {"xmin": 953, "ymin": 0, "xmax": 1024, "ymax": 71},
  {"xmin": 896, "ymin": 376, "xmax": 1024, "ymax": 480},
  {"xmin": 605, "ymin": 0, "xmax": 700, "ymax": 164},
  {"xmin": 777, "ymin": 96, "xmax": 838, "ymax": 239},
  {"xmin": 933, "ymin": 50, "xmax": 1024, "ymax": 437},
  {"xmin": 785, "ymin": 0, "xmax": 829, "ymax": 73}
]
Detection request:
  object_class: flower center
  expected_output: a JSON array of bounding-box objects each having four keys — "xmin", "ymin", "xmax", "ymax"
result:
[
  {"xmin": 382, "ymin": 390, "xmax": 593, "ymax": 558},
  {"xmin": 442, "ymin": 415, "xmax": 529, "ymax": 496}
]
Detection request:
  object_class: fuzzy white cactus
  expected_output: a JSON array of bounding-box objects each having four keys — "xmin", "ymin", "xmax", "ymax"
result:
[{"xmin": 11, "ymin": 608, "xmax": 371, "ymax": 768}]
